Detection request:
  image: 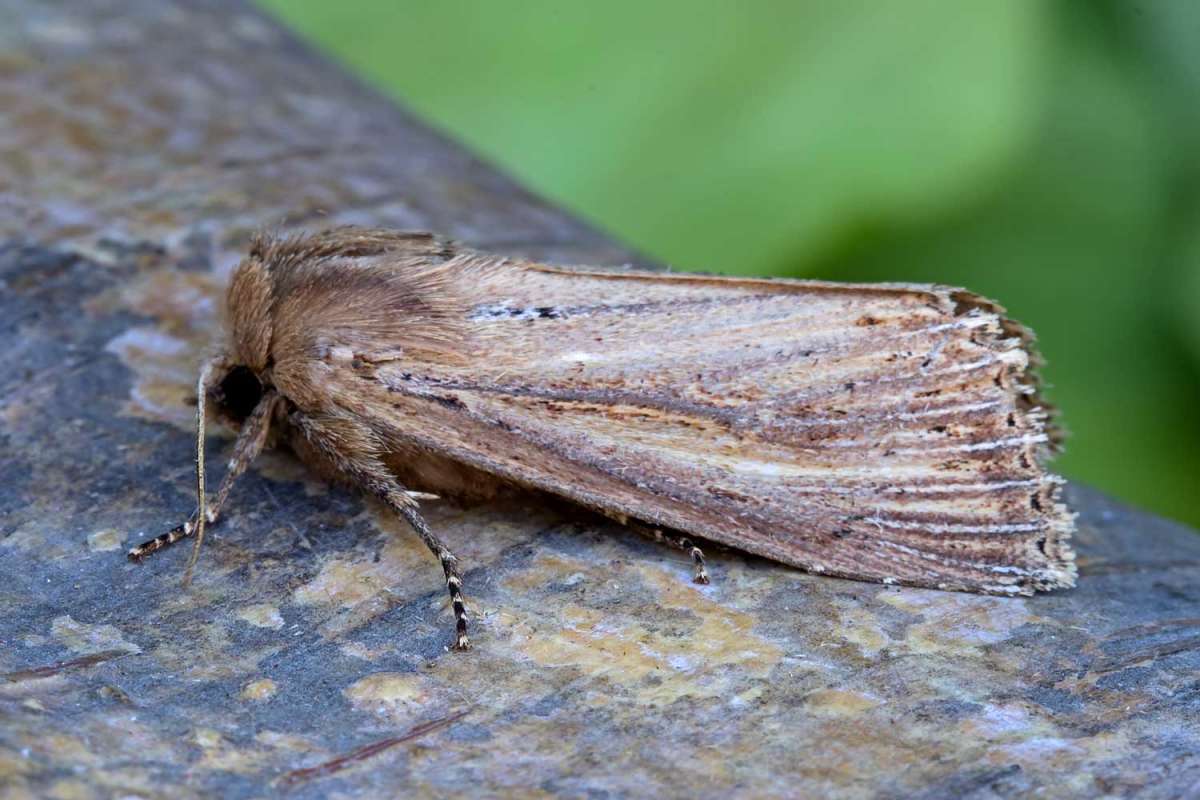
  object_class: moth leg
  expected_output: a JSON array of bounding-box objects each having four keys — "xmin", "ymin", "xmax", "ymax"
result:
[
  {"xmin": 379, "ymin": 488, "xmax": 471, "ymax": 652},
  {"xmin": 656, "ymin": 529, "xmax": 710, "ymax": 585},
  {"xmin": 128, "ymin": 391, "xmax": 278, "ymax": 562},
  {"xmin": 291, "ymin": 412, "xmax": 471, "ymax": 651},
  {"xmin": 127, "ymin": 516, "xmax": 196, "ymax": 562},
  {"xmin": 620, "ymin": 518, "xmax": 709, "ymax": 585}
]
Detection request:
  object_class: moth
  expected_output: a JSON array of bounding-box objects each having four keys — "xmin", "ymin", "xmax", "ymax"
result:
[{"xmin": 129, "ymin": 227, "xmax": 1076, "ymax": 650}]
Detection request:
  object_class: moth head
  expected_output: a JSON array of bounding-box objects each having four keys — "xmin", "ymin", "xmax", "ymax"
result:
[{"xmin": 207, "ymin": 362, "xmax": 266, "ymax": 429}]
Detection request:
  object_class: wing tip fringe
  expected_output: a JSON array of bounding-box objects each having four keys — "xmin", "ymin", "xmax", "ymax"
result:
[
  {"xmin": 944, "ymin": 287, "xmax": 1065, "ymax": 450},
  {"xmin": 939, "ymin": 286, "xmax": 1077, "ymax": 593}
]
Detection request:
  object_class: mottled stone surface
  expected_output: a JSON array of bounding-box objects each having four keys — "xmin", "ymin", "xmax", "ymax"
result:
[{"xmin": 2, "ymin": 2, "xmax": 1199, "ymax": 798}]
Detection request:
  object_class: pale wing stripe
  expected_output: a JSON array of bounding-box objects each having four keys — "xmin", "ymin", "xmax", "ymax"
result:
[
  {"xmin": 693, "ymin": 312, "xmax": 998, "ymax": 359},
  {"xmin": 888, "ymin": 434, "xmax": 1048, "ymax": 455},
  {"xmin": 758, "ymin": 356, "xmax": 1002, "ymax": 410},
  {"xmin": 875, "ymin": 540, "xmax": 1034, "ymax": 573},
  {"xmin": 659, "ymin": 316, "xmax": 994, "ymax": 383},
  {"xmin": 878, "ymin": 478, "xmax": 1052, "ymax": 493},
  {"xmin": 864, "ymin": 517, "xmax": 1043, "ymax": 533},
  {"xmin": 485, "ymin": 311, "xmax": 997, "ymax": 379},
  {"xmin": 710, "ymin": 459, "xmax": 1033, "ymax": 480},
  {"xmin": 724, "ymin": 478, "xmax": 1046, "ymax": 496},
  {"xmin": 662, "ymin": 317, "xmax": 998, "ymax": 376}
]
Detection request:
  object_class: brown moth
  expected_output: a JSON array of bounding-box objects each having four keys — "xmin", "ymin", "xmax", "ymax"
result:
[{"xmin": 129, "ymin": 226, "xmax": 1076, "ymax": 650}]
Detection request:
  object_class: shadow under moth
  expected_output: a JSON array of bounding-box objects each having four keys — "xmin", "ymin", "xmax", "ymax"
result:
[{"xmin": 129, "ymin": 226, "xmax": 1076, "ymax": 650}]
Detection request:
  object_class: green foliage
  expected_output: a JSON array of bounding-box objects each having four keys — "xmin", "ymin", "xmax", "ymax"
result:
[{"xmin": 258, "ymin": 0, "xmax": 1200, "ymax": 526}]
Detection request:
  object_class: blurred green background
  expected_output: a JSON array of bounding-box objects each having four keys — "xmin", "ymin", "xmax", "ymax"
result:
[{"xmin": 258, "ymin": 1, "xmax": 1200, "ymax": 527}]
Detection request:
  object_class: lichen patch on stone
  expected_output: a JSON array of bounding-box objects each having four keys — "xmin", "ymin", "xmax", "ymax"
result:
[
  {"xmin": 492, "ymin": 552, "xmax": 783, "ymax": 705},
  {"xmin": 241, "ymin": 678, "xmax": 278, "ymax": 702},
  {"xmin": 882, "ymin": 589, "xmax": 1034, "ymax": 655},
  {"xmin": 86, "ymin": 529, "xmax": 124, "ymax": 552},
  {"xmin": 50, "ymin": 615, "xmax": 140, "ymax": 655},
  {"xmin": 236, "ymin": 603, "xmax": 284, "ymax": 630},
  {"xmin": 345, "ymin": 672, "xmax": 433, "ymax": 722}
]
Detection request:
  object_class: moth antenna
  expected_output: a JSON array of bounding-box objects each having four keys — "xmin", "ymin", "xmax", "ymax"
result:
[{"xmin": 182, "ymin": 356, "xmax": 225, "ymax": 586}]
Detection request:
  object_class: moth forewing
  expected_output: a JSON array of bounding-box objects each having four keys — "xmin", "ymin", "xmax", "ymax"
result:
[
  {"xmin": 131, "ymin": 227, "xmax": 1076, "ymax": 652},
  {"xmin": 358, "ymin": 256, "xmax": 1075, "ymax": 596}
]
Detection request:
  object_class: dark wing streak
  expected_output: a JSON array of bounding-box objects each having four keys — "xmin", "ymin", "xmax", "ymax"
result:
[
  {"xmin": 377, "ymin": 369, "xmax": 751, "ymax": 434},
  {"xmin": 468, "ymin": 291, "xmax": 787, "ymax": 320}
]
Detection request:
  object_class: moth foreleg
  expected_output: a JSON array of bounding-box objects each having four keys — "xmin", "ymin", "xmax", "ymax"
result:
[
  {"xmin": 128, "ymin": 391, "xmax": 278, "ymax": 562},
  {"xmin": 127, "ymin": 516, "xmax": 198, "ymax": 562}
]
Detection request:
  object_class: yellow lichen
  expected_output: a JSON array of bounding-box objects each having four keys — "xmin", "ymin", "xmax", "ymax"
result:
[
  {"xmin": 882, "ymin": 589, "xmax": 1032, "ymax": 656},
  {"xmin": 492, "ymin": 552, "xmax": 782, "ymax": 705},
  {"xmin": 803, "ymin": 688, "xmax": 883, "ymax": 716},
  {"xmin": 49, "ymin": 615, "xmax": 140, "ymax": 655},
  {"xmin": 241, "ymin": 678, "xmax": 278, "ymax": 702},
  {"xmin": 85, "ymin": 529, "xmax": 123, "ymax": 552},
  {"xmin": 292, "ymin": 536, "xmax": 433, "ymax": 609},
  {"xmin": 836, "ymin": 606, "xmax": 892, "ymax": 657},
  {"xmin": 236, "ymin": 603, "xmax": 284, "ymax": 630},
  {"xmin": 344, "ymin": 672, "xmax": 432, "ymax": 721}
]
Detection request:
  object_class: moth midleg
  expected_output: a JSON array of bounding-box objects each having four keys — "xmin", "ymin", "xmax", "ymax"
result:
[
  {"xmin": 127, "ymin": 390, "xmax": 278, "ymax": 563},
  {"xmin": 290, "ymin": 412, "xmax": 471, "ymax": 651},
  {"xmin": 381, "ymin": 488, "xmax": 471, "ymax": 652}
]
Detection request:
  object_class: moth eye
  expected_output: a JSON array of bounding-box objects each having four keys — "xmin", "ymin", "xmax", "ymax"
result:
[{"xmin": 217, "ymin": 365, "xmax": 263, "ymax": 421}]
